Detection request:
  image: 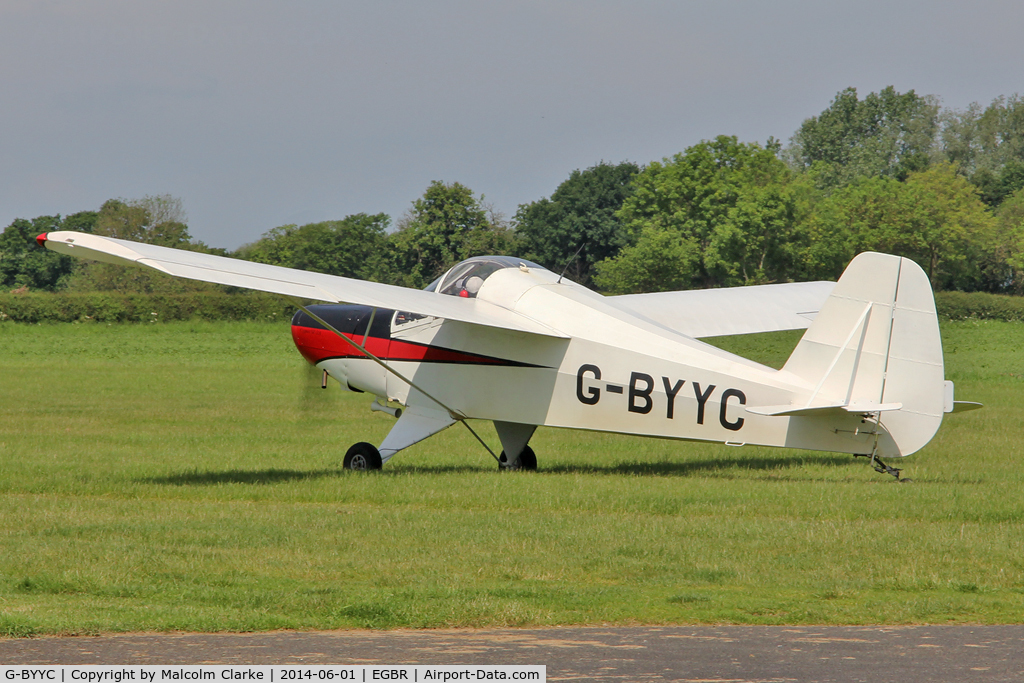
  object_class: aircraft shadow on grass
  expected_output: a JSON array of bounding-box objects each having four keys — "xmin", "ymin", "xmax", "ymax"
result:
[
  {"xmin": 541, "ymin": 454, "xmax": 856, "ymax": 478},
  {"xmin": 142, "ymin": 464, "xmax": 486, "ymax": 485},
  {"xmin": 141, "ymin": 454, "xmax": 856, "ymax": 486},
  {"xmin": 142, "ymin": 468, "xmax": 346, "ymax": 486}
]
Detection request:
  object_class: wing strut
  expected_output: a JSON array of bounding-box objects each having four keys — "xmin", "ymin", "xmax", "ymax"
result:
[{"xmin": 461, "ymin": 420, "xmax": 501, "ymax": 464}]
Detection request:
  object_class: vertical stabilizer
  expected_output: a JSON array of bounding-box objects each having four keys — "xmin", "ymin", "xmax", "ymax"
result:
[{"xmin": 782, "ymin": 253, "xmax": 944, "ymax": 457}]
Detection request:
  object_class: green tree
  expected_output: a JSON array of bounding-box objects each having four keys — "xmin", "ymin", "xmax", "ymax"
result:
[
  {"xmin": 68, "ymin": 195, "xmax": 216, "ymax": 293},
  {"xmin": 515, "ymin": 161, "xmax": 640, "ymax": 287},
  {"xmin": 941, "ymin": 95, "xmax": 1024, "ymax": 173},
  {"xmin": 62, "ymin": 211, "xmax": 100, "ymax": 234},
  {"xmin": 969, "ymin": 161, "xmax": 1024, "ymax": 207},
  {"xmin": 995, "ymin": 188, "xmax": 1024, "ymax": 292},
  {"xmin": 591, "ymin": 228, "xmax": 699, "ymax": 294},
  {"xmin": 389, "ymin": 181, "xmax": 514, "ymax": 288},
  {"xmin": 94, "ymin": 195, "xmax": 192, "ymax": 246},
  {"xmin": 812, "ymin": 163, "xmax": 996, "ymax": 290},
  {"xmin": 787, "ymin": 86, "xmax": 939, "ymax": 189},
  {"xmin": 940, "ymin": 95, "xmax": 1024, "ymax": 207},
  {"xmin": 0, "ymin": 212, "xmax": 98, "ymax": 291},
  {"xmin": 705, "ymin": 173, "xmax": 817, "ymax": 286},
  {"xmin": 940, "ymin": 101, "xmax": 985, "ymax": 174},
  {"xmin": 595, "ymin": 136, "xmax": 810, "ymax": 294},
  {"xmin": 237, "ymin": 213, "xmax": 391, "ymax": 281}
]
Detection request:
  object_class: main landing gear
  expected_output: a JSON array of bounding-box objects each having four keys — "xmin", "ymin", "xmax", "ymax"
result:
[
  {"xmin": 344, "ymin": 442, "xmax": 383, "ymax": 471},
  {"xmin": 498, "ymin": 445, "xmax": 537, "ymax": 471},
  {"xmin": 340, "ymin": 403, "xmax": 540, "ymax": 472},
  {"xmin": 342, "ymin": 440, "xmax": 538, "ymax": 472}
]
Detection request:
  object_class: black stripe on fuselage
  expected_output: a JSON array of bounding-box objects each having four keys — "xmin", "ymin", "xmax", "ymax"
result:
[
  {"xmin": 292, "ymin": 304, "xmax": 551, "ymax": 369},
  {"xmin": 291, "ymin": 304, "xmax": 394, "ymax": 339}
]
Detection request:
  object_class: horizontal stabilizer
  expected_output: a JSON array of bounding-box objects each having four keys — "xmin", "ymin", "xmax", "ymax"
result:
[
  {"xmin": 746, "ymin": 402, "xmax": 902, "ymax": 417},
  {"xmin": 844, "ymin": 402, "xmax": 904, "ymax": 414},
  {"xmin": 949, "ymin": 401, "xmax": 984, "ymax": 414}
]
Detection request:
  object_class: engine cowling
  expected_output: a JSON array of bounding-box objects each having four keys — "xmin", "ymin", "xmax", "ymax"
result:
[{"xmin": 291, "ymin": 304, "xmax": 393, "ymax": 395}]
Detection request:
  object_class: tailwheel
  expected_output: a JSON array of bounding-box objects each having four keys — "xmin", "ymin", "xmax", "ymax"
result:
[
  {"xmin": 855, "ymin": 453, "xmax": 910, "ymax": 482},
  {"xmin": 872, "ymin": 456, "xmax": 909, "ymax": 482},
  {"xmin": 498, "ymin": 445, "xmax": 537, "ymax": 471},
  {"xmin": 344, "ymin": 442, "xmax": 383, "ymax": 471}
]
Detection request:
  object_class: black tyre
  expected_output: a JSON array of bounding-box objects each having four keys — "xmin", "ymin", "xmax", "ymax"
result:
[
  {"xmin": 498, "ymin": 445, "xmax": 537, "ymax": 471},
  {"xmin": 344, "ymin": 442, "xmax": 383, "ymax": 470},
  {"xmin": 518, "ymin": 445, "xmax": 537, "ymax": 470}
]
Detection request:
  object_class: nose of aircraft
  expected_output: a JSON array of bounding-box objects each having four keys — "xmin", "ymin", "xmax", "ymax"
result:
[{"xmin": 290, "ymin": 304, "xmax": 394, "ymax": 365}]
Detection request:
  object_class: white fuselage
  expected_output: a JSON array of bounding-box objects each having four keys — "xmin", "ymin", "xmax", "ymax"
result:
[{"xmin": 307, "ymin": 267, "xmax": 888, "ymax": 457}]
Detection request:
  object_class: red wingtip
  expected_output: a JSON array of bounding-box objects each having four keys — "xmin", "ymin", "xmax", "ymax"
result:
[{"xmin": 36, "ymin": 233, "xmax": 48, "ymax": 247}]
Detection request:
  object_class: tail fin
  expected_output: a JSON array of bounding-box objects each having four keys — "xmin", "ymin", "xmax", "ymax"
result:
[{"xmin": 781, "ymin": 252, "xmax": 944, "ymax": 457}]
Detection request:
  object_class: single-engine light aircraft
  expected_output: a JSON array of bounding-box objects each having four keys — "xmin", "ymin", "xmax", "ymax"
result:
[{"xmin": 39, "ymin": 231, "xmax": 981, "ymax": 479}]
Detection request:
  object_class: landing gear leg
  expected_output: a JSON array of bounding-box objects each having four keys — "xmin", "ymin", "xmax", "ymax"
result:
[{"xmin": 494, "ymin": 421, "xmax": 537, "ymax": 471}]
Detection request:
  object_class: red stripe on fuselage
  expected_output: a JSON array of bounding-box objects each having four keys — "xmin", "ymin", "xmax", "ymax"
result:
[
  {"xmin": 291, "ymin": 325, "xmax": 390, "ymax": 365},
  {"xmin": 291, "ymin": 325, "xmax": 523, "ymax": 366}
]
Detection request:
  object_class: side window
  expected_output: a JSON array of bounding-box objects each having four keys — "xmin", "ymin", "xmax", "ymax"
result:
[
  {"xmin": 394, "ymin": 311, "xmax": 427, "ymax": 326},
  {"xmin": 348, "ymin": 307, "xmax": 397, "ymax": 339}
]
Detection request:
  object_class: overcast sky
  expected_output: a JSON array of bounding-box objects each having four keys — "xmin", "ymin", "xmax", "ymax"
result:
[{"xmin": 2, "ymin": 1, "xmax": 1022, "ymax": 249}]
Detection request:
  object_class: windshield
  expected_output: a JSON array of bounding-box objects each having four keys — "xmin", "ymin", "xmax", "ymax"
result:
[{"xmin": 437, "ymin": 256, "xmax": 544, "ymax": 298}]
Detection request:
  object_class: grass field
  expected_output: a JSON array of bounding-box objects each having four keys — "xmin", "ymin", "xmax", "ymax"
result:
[{"xmin": 1, "ymin": 319, "xmax": 1022, "ymax": 636}]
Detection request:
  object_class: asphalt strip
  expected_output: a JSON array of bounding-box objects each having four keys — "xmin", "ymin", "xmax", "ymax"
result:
[{"xmin": 2, "ymin": 625, "xmax": 1023, "ymax": 682}]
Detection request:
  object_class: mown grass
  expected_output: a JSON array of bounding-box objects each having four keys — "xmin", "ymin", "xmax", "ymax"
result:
[{"xmin": 0, "ymin": 319, "xmax": 1022, "ymax": 636}]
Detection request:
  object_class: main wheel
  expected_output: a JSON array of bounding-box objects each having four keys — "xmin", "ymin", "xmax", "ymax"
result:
[
  {"xmin": 498, "ymin": 445, "xmax": 537, "ymax": 471},
  {"xmin": 344, "ymin": 442, "xmax": 382, "ymax": 470}
]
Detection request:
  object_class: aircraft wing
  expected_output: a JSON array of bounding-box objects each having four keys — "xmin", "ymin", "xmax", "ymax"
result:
[
  {"xmin": 39, "ymin": 231, "xmax": 567, "ymax": 338},
  {"xmin": 606, "ymin": 280, "xmax": 836, "ymax": 338}
]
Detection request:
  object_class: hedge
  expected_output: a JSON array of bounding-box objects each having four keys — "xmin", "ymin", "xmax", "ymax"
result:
[
  {"xmin": 2, "ymin": 289, "xmax": 1022, "ymax": 325},
  {"xmin": 0, "ymin": 291, "xmax": 296, "ymax": 323},
  {"xmin": 934, "ymin": 291, "xmax": 1024, "ymax": 322}
]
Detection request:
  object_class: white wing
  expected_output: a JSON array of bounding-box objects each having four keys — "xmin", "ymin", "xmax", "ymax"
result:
[
  {"xmin": 606, "ymin": 281, "xmax": 836, "ymax": 338},
  {"xmin": 40, "ymin": 231, "xmax": 567, "ymax": 338}
]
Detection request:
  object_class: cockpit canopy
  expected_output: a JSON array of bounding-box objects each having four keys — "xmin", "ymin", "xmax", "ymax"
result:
[{"xmin": 428, "ymin": 256, "xmax": 546, "ymax": 298}]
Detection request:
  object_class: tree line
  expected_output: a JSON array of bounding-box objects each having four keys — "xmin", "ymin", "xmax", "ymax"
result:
[{"xmin": 4, "ymin": 86, "xmax": 1024, "ymax": 296}]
